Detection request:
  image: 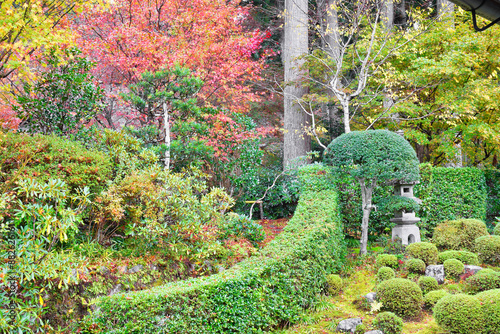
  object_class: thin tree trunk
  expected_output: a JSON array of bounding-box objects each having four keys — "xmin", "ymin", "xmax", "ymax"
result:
[
  {"xmin": 163, "ymin": 101, "xmax": 170, "ymax": 170},
  {"xmin": 382, "ymin": 0, "xmax": 394, "ymax": 30},
  {"xmin": 359, "ymin": 179, "xmax": 374, "ymax": 255},
  {"xmin": 340, "ymin": 98, "xmax": 350, "ymax": 133},
  {"xmin": 283, "ymin": 0, "xmax": 310, "ymax": 167},
  {"xmin": 325, "ymin": 0, "xmax": 341, "ymax": 62}
]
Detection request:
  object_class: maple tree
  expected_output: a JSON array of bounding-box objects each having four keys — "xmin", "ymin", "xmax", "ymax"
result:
[{"xmin": 75, "ymin": 0, "xmax": 269, "ymax": 119}]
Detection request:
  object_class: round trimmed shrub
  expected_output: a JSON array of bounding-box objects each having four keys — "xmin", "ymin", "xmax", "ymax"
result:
[
  {"xmin": 418, "ymin": 276, "xmax": 438, "ymax": 295},
  {"xmin": 423, "ymin": 289, "xmax": 449, "ymax": 308},
  {"xmin": 406, "ymin": 242, "xmax": 438, "ymax": 265},
  {"xmin": 377, "ymin": 266, "xmax": 396, "ymax": 283},
  {"xmin": 432, "ymin": 219, "xmax": 489, "ymax": 251},
  {"xmin": 406, "ymin": 258, "xmax": 426, "ymax": 274},
  {"xmin": 376, "ymin": 254, "xmax": 399, "ymax": 269},
  {"xmin": 434, "ymin": 294, "xmax": 483, "ymax": 334},
  {"xmin": 465, "ymin": 270, "xmax": 500, "ymax": 293},
  {"xmin": 372, "ymin": 311, "xmax": 404, "ymax": 334},
  {"xmin": 476, "ymin": 289, "xmax": 500, "ymax": 334},
  {"xmin": 437, "ymin": 250, "xmax": 479, "ymax": 265},
  {"xmin": 475, "ymin": 235, "xmax": 500, "ymax": 265},
  {"xmin": 494, "ymin": 224, "xmax": 500, "ymax": 236},
  {"xmin": 326, "ymin": 274, "xmax": 342, "ymax": 295},
  {"xmin": 376, "ymin": 278, "xmax": 423, "ymax": 317},
  {"xmin": 443, "ymin": 259, "xmax": 464, "ymax": 279}
]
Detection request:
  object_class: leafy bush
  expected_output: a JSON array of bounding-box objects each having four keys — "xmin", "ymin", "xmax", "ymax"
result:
[
  {"xmin": 465, "ymin": 269, "xmax": 500, "ymax": 293},
  {"xmin": 218, "ymin": 214, "xmax": 265, "ymax": 247},
  {"xmin": 418, "ymin": 276, "xmax": 438, "ymax": 295},
  {"xmin": 443, "ymin": 259, "xmax": 464, "ymax": 279},
  {"xmin": 485, "ymin": 168, "xmax": 500, "ymax": 223},
  {"xmin": 376, "ymin": 278, "xmax": 423, "ymax": 317},
  {"xmin": 0, "ymin": 132, "xmax": 112, "ymax": 195},
  {"xmin": 434, "ymin": 294, "xmax": 483, "ymax": 334},
  {"xmin": 405, "ymin": 242, "xmax": 438, "ymax": 265},
  {"xmin": 437, "ymin": 250, "xmax": 479, "ymax": 265},
  {"xmin": 475, "ymin": 235, "xmax": 500, "ymax": 265},
  {"xmin": 81, "ymin": 164, "xmax": 346, "ymax": 333},
  {"xmin": 476, "ymin": 289, "xmax": 500, "ymax": 334},
  {"xmin": 415, "ymin": 165, "xmax": 487, "ymax": 231},
  {"xmin": 376, "ymin": 254, "xmax": 399, "ymax": 269},
  {"xmin": 432, "ymin": 218, "xmax": 489, "ymax": 251},
  {"xmin": 423, "ymin": 290, "xmax": 449, "ymax": 309},
  {"xmin": 377, "ymin": 267, "xmax": 396, "ymax": 283},
  {"xmin": 372, "ymin": 311, "xmax": 404, "ymax": 334},
  {"xmin": 406, "ymin": 258, "xmax": 426, "ymax": 274},
  {"xmin": 326, "ymin": 274, "xmax": 343, "ymax": 295},
  {"xmin": 494, "ymin": 223, "xmax": 500, "ymax": 235}
]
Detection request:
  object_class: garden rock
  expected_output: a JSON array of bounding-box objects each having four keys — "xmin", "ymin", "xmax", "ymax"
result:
[
  {"xmin": 425, "ymin": 265, "xmax": 445, "ymax": 284},
  {"xmin": 464, "ymin": 265, "xmax": 483, "ymax": 275},
  {"xmin": 364, "ymin": 331, "xmax": 383, "ymax": 334},
  {"xmin": 109, "ymin": 284, "xmax": 122, "ymax": 296},
  {"xmin": 128, "ymin": 265, "xmax": 143, "ymax": 274},
  {"xmin": 364, "ymin": 292, "xmax": 377, "ymax": 303},
  {"xmin": 336, "ymin": 318, "xmax": 363, "ymax": 333}
]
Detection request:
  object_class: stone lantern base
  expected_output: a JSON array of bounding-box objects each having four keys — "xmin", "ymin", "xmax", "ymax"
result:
[{"xmin": 392, "ymin": 224, "xmax": 421, "ymax": 246}]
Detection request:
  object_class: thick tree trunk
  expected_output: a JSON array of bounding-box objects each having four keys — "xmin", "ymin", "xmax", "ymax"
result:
[
  {"xmin": 382, "ymin": 0, "xmax": 394, "ymax": 30},
  {"xmin": 283, "ymin": 0, "xmax": 310, "ymax": 167},
  {"xmin": 359, "ymin": 179, "xmax": 374, "ymax": 255},
  {"xmin": 163, "ymin": 102, "xmax": 170, "ymax": 170},
  {"xmin": 437, "ymin": 0, "xmax": 455, "ymax": 19}
]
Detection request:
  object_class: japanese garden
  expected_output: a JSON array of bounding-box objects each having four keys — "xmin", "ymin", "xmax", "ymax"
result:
[{"xmin": 1, "ymin": 0, "xmax": 500, "ymax": 333}]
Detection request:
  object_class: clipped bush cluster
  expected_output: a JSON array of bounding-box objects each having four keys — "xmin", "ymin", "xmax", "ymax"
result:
[
  {"xmin": 376, "ymin": 254, "xmax": 399, "ymax": 269},
  {"xmin": 434, "ymin": 294, "xmax": 483, "ymax": 334},
  {"xmin": 326, "ymin": 274, "xmax": 343, "ymax": 295},
  {"xmin": 475, "ymin": 235, "xmax": 500, "ymax": 265},
  {"xmin": 405, "ymin": 242, "xmax": 438, "ymax": 265},
  {"xmin": 415, "ymin": 165, "xmax": 487, "ymax": 231},
  {"xmin": 377, "ymin": 266, "xmax": 396, "ymax": 283},
  {"xmin": 406, "ymin": 258, "xmax": 426, "ymax": 274},
  {"xmin": 372, "ymin": 311, "xmax": 404, "ymax": 334},
  {"xmin": 0, "ymin": 132, "xmax": 112, "ymax": 195},
  {"xmin": 432, "ymin": 218, "xmax": 489, "ymax": 251},
  {"xmin": 465, "ymin": 269, "xmax": 500, "ymax": 293},
  {"xmin": 418, "ymin": 276, "xmax": 438, "ymax": 295},
  {"xmin": 376, "ymin": 278, "xmax": 423, "ymax": 317},
  {"xmin": 82, "ymin": 164, "xmax": 346, "ymax": 333},
  {"xmin": 443, "ymin": 259, "xmax": 464, "ymax": 279},
  {"xmin": 423, "ymin": 289, "xmax": 449, "ymax": 309},
  {"xmin": 476, "ymin": 289, "xmax": 500, "ymax": 334},
  {"xmin": 437, "ymin": 250, "xmax": 479, "ymax": 265}
]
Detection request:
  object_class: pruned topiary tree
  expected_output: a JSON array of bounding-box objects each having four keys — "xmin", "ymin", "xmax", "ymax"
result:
[{"xmin": 324, "ymin": 130, "xmax": 419, "ymax": 254}]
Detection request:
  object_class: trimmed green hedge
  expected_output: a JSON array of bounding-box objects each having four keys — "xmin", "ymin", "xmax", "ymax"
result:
[
  {"xmin": 415, "ymin": 164, "xmax": 487, "ymax": 230},
  {"xmin": 82, "ymin": 164, "xmax": 346, "ymax": 333},
  {"xmin": 485, "ymin": 168, "xmax": 500, "ymax": 223}
]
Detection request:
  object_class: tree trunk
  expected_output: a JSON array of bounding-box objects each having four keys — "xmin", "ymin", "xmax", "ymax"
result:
[
  {"xmin": 163, "ymin": 102, "xmax": 170, "ymax": 170},
  {"xmin": 283, "ymin": 0, "xmax": 310, "ymax": 167},
  {"xmin": 359, "ymin": 179, "xmax": 374, "ymax": 255},
  {"xmin": 437, "ymin": 0, "xmax": 455, "ymax": 19},
  {"xmin": 325, "ymin": 0, "xmax": 341, "ymax": 62},
  {"xmin": 340, "ymin": 98, "xmax": 350, "ymax": 133},
  {"xmin": 382, "ymin": 0, "xmax": 394, "ymax": 30}
]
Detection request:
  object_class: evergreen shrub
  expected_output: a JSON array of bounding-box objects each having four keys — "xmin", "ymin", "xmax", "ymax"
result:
[
  {"xmin": 376, "ymin": 278, "xmax": 423, "ymax": 317},
  {"xmin": 437, "ymin": 250, "xmax": 479, "ymax": 265},
  {"xmin": 485, "ymin": 168, "xmax": 500, "ymax": 223},
  {"xmin": 406, "ymin": 258, "xmax": 426, "ymax": 274},
  {"xmin": 372, "ymin": 311, "xmax": 403, "ymax": 334},
  {"xmin": 423, "ymin": 290, "xmax": 449, "ymax": 308},
  {"xmin": 443, "ymin": 259, "xmax": 464, "ymax": 279},
  {"xmin": 476, "ymin": 289, "xmax": 500, "ymax": 334},
  {"xmin": 475, "ymin": 235, "xmax": 500, "ymax": 265},
  {"xmin": 82, "ymin": 164, "xmax": 346, "ymax": 333},
  {"xmin": 415, "ymin": 165, "xmax": 487, "ymax": 231},
  {"xmin": 377, "ymin": 266, "xmax": 396, "ymax": 283},
  {"xmin": 432, "ymin": 218, "xmax": 489, "ymax": 251},
  {"xmin": 418, "ymin": 276, "xmax": 438, "ymax": 295},
  {"xmin": 376, "ymin": 254, "xmax": 399, "ymax": 269},
  {"xmin": 405, "ymin": 242, "xmax": 438, "ymax": 265},
  {"xmin": 494, "ymin": 223, "xmax": 500, "ymax": 235},
  {"xmin": 465, "ymin": 269, "xmax": 500, "ymax": 293},
  {"xmin": 434, "ymin": 294, "xmax": 483, "ymax": 334}
]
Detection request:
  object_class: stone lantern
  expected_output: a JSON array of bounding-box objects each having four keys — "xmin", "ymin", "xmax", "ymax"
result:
[{"xmin": 391, "ymin": 182, "xmax": 422, "ymax": 245}]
